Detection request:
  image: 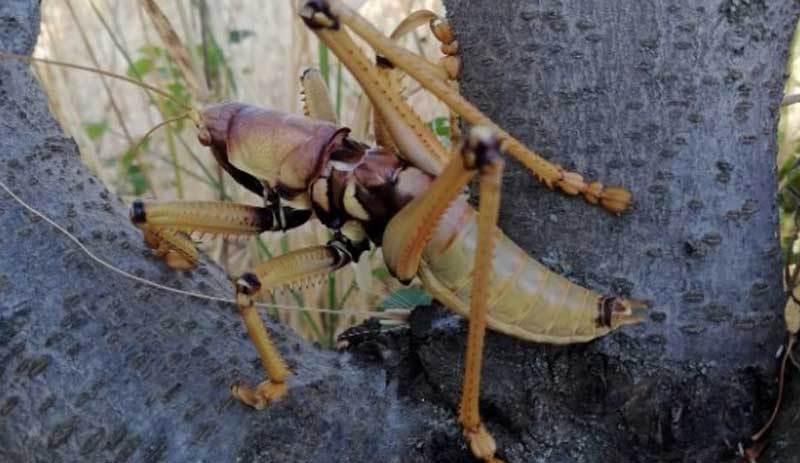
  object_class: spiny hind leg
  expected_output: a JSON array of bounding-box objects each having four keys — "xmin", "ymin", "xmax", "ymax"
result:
[
  {"xmin": 301, "ymin": 0, "xmax": 450, "ymax": 173},
  {"xmin": 382, "ymin": 10, "xmax": 463, "ymax": 149},
  {"xmin": 456, "ymin": 128, "xmax": 504, "ymax": 463},
  {"xmin": 231, "ymin": 228, "xmax": 369, "ymax": 409},
  {"xmin": 306, "ymin": 0, "xmax": 631, "ymax": 213},
  {"xmin": 378, "ymin": 126, "xmax": 504, "ymax": 461}
]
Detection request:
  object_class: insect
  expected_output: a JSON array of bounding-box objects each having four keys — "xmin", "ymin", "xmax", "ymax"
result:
[{"xmin": 5, "ymin": 1, "xmax": 647, "ymax": 461}]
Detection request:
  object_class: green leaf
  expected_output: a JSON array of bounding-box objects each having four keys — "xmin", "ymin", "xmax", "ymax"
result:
[
  {"xmin": 84, "ymin": 121, "xmax": 108, "ymax": 141},
  {"xmin": 126, "ymin": 57, "xmax": 153, "ymax": 78},
  {"xmin": 280, "ymin": 234, "xmax": 290, "ymax": 254},
  {"xmin": 378, "ymin": 286, "xmax": 432, "ymax": 310},
  {"xmin": 228, "ymin": 29, "xmax": 255, "ymax": 44},
  {"xmin": 119, "ymin": 137, "xmax": 150, "ymax": 195},
  {"xmin": 126, "ymin": 165, "xmax": 149, "ymax": 195},
  {"xmin": 167, "ymin": 82, "xmax": 188, "ymax": 100},
  {"xmin": 371, "ymin": 267, "xmax": 391, "ymax": 280},
  {"xmin": 138, "ymin": 45, "xmax": 163, "ymax": 58},
  {"xmin": 432, "ymin": 116, "xmax": 449, "ymax": 137},
  {"xmin": 196, "ymin": 40, "xmax": 225, "ymax": 83},
  {"xmin": 163, "ymin": 82, "xmax": 190, "ymax": 125},
  {"xmin": 120, "ymin": 139, "xmax": 150, "ymax": 170}
]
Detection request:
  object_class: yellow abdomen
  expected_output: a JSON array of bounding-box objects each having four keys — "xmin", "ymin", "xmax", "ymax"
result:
[{"xmin": 418, "ymin": 198, "xmax": 611, "ymax": 344}]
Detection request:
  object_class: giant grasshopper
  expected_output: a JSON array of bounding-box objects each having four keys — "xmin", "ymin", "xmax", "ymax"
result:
[{"xmin": 6, "ymin": 1, "xmax": 648, "ymax": 461}]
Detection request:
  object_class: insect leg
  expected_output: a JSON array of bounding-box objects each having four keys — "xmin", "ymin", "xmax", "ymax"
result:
[
  {"xmin": 388, "ymin": 10, "xmax": 462, "ymax": 149},
  {"xmin": 374, "ymin": 11, "xmax": 462, "ymax": 153},
  {"xmin": 429, "ymin": 16, "xmax": 464, "ymax": 150},
  {"xmin": 456, "ymin": 128, "xmax": 503, "ymax": 463},
  {"xmin": 232, "ymin": 279, "xmax": 291, "ymax": 409},
  {"xmin": 231, "ymin": 231, "xmax": 369, "ymax": 409},
  {"xmin": 141, "ymin": 227, "xmax": 199, "ymax": 270},
  {"xmin": 300, "ymin": 67, "xmax": 338, "ymax": 123},
  {"xmin": 314, "ymin": 0, "xmax": 632, "ymax": 214},
  {"xmin": 379, "ymin": 131, "xmax": 481, "ymax": 282},
  {"xmin": 379, "ymin": 126, "xmax": 504, "ymax": 461},
  {"xmin": 130, "ymin": 200, "xmax": 312, "ymax": 269},
  {"xmin": 337, "ymin": 10, "xmax": 454, "ymax": 150},
  {"xmin": 387, "ymin": 10, "xmax": 452, "ymax": 83},
  {"xmin": 301, "ymin": 1, "xmax": 448, "ymax": 175}
]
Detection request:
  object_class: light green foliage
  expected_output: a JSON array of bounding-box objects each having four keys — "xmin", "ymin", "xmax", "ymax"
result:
[
  {"xmin": 83, "ymin": 121, "xmax": 108, "ymax": 141},
  {"xmin": 379, "ymin": 287, "xmax": 433, "ymax": 310}
]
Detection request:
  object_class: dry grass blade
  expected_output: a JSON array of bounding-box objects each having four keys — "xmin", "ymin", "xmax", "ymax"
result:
[
  {"xmin": 783, "ymin": 93, "xmax": 800, "ymax": 107},
  {"xmin": 0, "ymin": 53, "xmax": 191, "ymax": 109},
  {"xmin": 749, "ymin": 336, "xmax": 795, "ymax": 442},
  {"xmin": 139, "ymin": 0, "xmax": 208, "ymax": 101},
  {"xmin": 787, "ymin": 290, "xmax": 800, "ymax": 334},
  {"xmin": 745, "ymin": 291, "xmax": 800, "ymax": 448},
  {"xmin": 64, "ymin": 0, "xmax": 134, "ymax": 145}
]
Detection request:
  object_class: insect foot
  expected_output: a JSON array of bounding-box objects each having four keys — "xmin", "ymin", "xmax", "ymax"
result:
[
  {"xmin": 230, "ymin": 380, "xmax": 288, "ymax": 411},
  {"xmin": 299, "ymin": 0, "xmax": 338, "ymax": 30},
  {"xmin": 129, "ymin": 200, "xmax": 199, "ymax": 270},
  {"xmin": 584, "ymin": 181, "xmax": 633, "ymax": 216},
  {"xmin": 461, "ymin": 423, "xmax": 504, "ymax": 463},
  {"xmin": 231, "ymin": 273, "xmax": 291, "ymax": 410}
]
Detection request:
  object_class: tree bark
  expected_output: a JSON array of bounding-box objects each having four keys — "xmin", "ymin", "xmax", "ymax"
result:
[
  {"xmin": 0, "ymin": 3, "xmax": 434, "ymax": 463},
  {"xmin": 2, "ymin": 1, "xmax": 800, "ymax": 462},
  {"xmin": 437, "ymin": 0, "xmax": 800, "ymax": 461}
]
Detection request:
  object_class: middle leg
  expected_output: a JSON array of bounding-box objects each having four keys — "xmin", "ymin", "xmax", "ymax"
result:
[{"xmin": 231, "ymin": 225, "xmax": 370, "ymax": 409}]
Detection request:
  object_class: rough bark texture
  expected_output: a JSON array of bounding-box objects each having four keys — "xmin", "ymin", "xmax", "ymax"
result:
[
  {"xmin": 2, "ymin": 1, "xmax": 800, "ymax": 463},
  {"xmin": 438, "ymin": 0, "xmax": 800, "ymax": 461},
  {"xmin": 0, "ymin": 3, "xmax": 434, "ymax": 463}
]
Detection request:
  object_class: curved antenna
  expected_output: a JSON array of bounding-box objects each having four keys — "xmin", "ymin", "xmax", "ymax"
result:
[
  {"xmin": 126, "ymin": 113, "xmax": 191, "ymax": 166},
  {"xmin": 0, "ymin": 52, "xmax": 196, "ymax": 115},
  {"xmin": 0, "ymin": 177, "xmax": 407, "ymax": 321}
]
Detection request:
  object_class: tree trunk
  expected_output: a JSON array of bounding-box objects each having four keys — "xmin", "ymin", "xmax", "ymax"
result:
[
  {"xmin": 438, "ymin": 0, "xmax": 800, "ymax": 461},
  {"xmin": 0, "ymin": 3, "xmax": 433, "ymax": 463},
  {"xmin": 2, "ymin": 1, "xmax": 800, "ymax": 462}
]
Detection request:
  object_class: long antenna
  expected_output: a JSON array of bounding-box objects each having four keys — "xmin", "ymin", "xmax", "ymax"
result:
[
  {"xmin": 0, "ymin": 177, "xmax": 405, "ymax": 321},
  {"xmin": 0, "ymin": 52, "xmax": 191, "ymax": 110},
  {"xmin": 127, "ymin": 113, "xmax": 191, "ymax": 164}
]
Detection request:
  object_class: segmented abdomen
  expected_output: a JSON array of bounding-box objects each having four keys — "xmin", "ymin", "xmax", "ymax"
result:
[{"xmin": 418, "ymin": 198, "xmax": 612, "ymax": 344}]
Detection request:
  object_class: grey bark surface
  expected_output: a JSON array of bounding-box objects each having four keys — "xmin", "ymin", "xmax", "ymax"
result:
[
  {"xmin": 0, "ymin": 3, "xmax": 435, "ymax": 463},
  {"xmin": 2, "ymin": 1, "xmax": 800, "ymax": 463},
  {"xmin": 439, "ymin": 0, "xmax": 800, "ymax": 461}
]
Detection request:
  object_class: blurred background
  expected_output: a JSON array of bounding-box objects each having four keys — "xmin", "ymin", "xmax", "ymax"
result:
[{"xmin": 31, "ymin": 1, "xmax": 800, "ymax": 347}]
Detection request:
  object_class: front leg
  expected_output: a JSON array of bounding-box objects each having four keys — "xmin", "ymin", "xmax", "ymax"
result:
[
  {"xmin": 130, "ymin": 198, "xmax": 370, "ymax": 409},
  {"xmin": 129, "ymin": 199, "xmax": 312, "ymax": 269}
]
